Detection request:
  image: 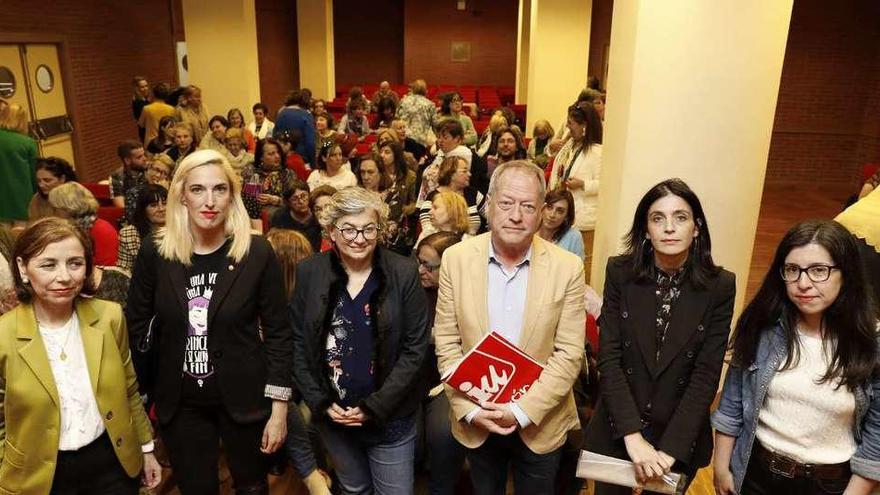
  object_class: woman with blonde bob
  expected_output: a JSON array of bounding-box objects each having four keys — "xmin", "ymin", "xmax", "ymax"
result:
[
  {"xmin": 417, "ymin": 190, "xmax": 471, "ymax": 247},
  {"xmin": 127, "ymin": 149, "xmax": 293, "ymax": 494}
]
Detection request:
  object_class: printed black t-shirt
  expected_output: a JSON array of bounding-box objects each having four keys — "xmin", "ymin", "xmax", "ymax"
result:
[{"xmin": 180, "ymin": 241, "xmax": 229, "ymax": 404}]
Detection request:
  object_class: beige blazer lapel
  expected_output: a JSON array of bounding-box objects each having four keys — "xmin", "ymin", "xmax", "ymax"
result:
[
  {"xmin": 468, "ymin": 236, "xmax": 490, "ymax": 337},
  {"xmin": 519, "ymin": 236, "xmax": 549, "ymax": 350},
  {"xmin": 15, "ymin": 305, "xmax": 59, "ymax": 406},
  {"xmin": 76, "ymin": 299, "xmax": 104, "ymax": 396}
]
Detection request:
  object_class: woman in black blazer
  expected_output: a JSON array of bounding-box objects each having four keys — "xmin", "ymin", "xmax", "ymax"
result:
[
  {"xmin": 584, "ymin": 179, "xmax": 736, "ymax": 493},
  {"xmin": 127, "ymin": 149, "xmax": 293, "ymax": 495}
]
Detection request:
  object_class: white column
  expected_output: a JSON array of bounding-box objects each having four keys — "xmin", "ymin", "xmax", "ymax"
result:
[{"xmin": 592, "ymin": 0, "xmax": 794, "ymax": 315}]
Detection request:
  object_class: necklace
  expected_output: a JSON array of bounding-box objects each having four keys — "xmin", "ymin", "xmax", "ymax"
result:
[{"xmin": 37, "ymin": 316, "xmax": 75, "ymax": 361}]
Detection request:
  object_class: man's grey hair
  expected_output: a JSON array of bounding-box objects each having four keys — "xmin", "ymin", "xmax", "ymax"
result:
[
  {"xmin": 320, "ymin": 186, "xmax": 389, "ymax": 230},
  {"xmin": 487, "ymin": 160, "xmax": 547, "ymax": 201}
]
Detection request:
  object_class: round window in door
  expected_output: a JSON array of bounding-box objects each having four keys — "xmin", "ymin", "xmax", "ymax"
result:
[
  {"xmin": 0, "ymin": 66, "xmax": 15, "ymax": 98},
  {"xmin": 35, "ymin": 65, "xmax": 54, "ymax": 93}
]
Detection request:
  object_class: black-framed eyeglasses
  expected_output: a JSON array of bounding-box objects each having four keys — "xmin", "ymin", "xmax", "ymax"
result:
[
  {"xmin": 418, "ymin": 259, "xmax": 441, "ymax": 272},
  {"xmin": 780, "ymin": 264, "xmax": 838, "ymax": 283},
  {"xmin": 334, "ymin": 224, "xmax": 380, "ymax": 242}
]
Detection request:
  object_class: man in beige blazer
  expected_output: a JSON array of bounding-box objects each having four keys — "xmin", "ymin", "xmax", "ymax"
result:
[{"xmin": 434, "ymin": 160, "xmax": 586, "ymax": 494}]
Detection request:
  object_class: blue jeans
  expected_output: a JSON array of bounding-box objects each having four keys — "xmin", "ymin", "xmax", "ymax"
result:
[{"xmin": 317, "ymin": 416, "xmax": 417, "ymax": 495}]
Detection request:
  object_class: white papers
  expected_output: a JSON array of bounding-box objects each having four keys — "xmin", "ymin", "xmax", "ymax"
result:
[{"xmin": 576, "ymin": 450, "xmax": 687, "ymax": 494}]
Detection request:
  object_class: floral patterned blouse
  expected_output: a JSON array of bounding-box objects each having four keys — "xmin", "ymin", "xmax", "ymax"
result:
[
  {"xmin": 240, "ymin": 165, "xmax": 294, "ymax": 219},
  {"xmin": 654, "ymin": 266, "xmax": 685, "ymax": 363}
]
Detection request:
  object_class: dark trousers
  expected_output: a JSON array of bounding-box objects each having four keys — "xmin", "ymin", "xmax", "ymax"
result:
[
  {"xmin": 162, "ymin": 405, "xmax": 269, "ymax": 495},
  {"xmin": 741, "ymin": 450, "xmax": 850, "ymax": 495},
  {"xmin": 467, "ymin": 433, "xmax": 563, "ymax": 495},
  {"xmin": 424, "ymin": 394, "xmax": 468, "ymax": 495},
  {"xmin": 50, "ymin": 432, "xmax": 139, "ymax": 495}
]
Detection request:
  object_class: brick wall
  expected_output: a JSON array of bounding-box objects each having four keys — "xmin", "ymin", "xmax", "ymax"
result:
[
  {"xmin": 403, "ymin": 0, "xmax": 518, "ymax": 87},
  {"xmin": 0, "ymin": 1, "xmax": 179, "ymax": 182},
  {"xmin": 766, "ymin": 0, "xmax": 880, "ymax": 185},
  {"xmin": 334, "ymin": 0, "xmax": 404, "ymax": 86},
  {"xmin": 256, "ymin": 0, "xmax": 299, "ymax": 114}
]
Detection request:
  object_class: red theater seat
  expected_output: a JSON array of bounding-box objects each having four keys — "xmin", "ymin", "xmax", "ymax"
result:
[{"xmin": 97, "ymin": 206, "xmax": 124, "ymax": 228}]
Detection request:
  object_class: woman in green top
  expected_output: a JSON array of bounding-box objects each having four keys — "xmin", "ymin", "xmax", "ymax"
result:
[
  {"xmin": 434, "ymin": 91, "xmax": 477, "ymax": 147},
  {"xmin": 0, "ymin": 102, "xmax": 38, "ymax": 227}
]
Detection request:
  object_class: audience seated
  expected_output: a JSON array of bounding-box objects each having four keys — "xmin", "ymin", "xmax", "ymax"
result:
[
  {"xmin": 138, "ymin": 82, "xmax": 175, "ymax": 146},
  {"xmin": 247, "ymin": 102, "xmax": 275, "ymax": 140},
  {"xmin": 224, "ymin": 128, "xmax": 255, "ymax": 172},
  {"xmin": 29, "ymin": 157, "xmax": 78, "ymax": 221},
  {"xmin": 337, "ymin": 98, "xmax": 372, "ymax": 137},
  {"xmin": 242, "ymin": 137, "xmax": 295, "ymax": 233},
  {"xmin": 269, "ymin": 179, "xmax": 322, "ymax": 252},
  {"xmin": 434, "ymin": 91, "xmax": 478, "ymax": 147},
  {"xmin": 164, "ymin": 122, "xmax": 198, "ymax": 169},
  {"xmin": 49, "ymin": 182, "xmax": 119, "ymax": 267},
  {"xmin": 396, "ymin": 79, "xmax": 437, "ymax": 148},
  {"xmin": 117, "ymin": 184, "xmax": 167, "ymax": 273},
  {"xmin": 227, "ymin": 108, "xmax": 257, "ymax": 152},
  {"xmin": 147, "ymin": 115, "xmax": 176, "ymax": 155},
  {"xmin": 416, "ymin": 190, "xmax": 471, "ymax": 247},
  {"xmin": 307, "ymin": 143, "xmax": 357, "ymax": 191},
  {"xmin": 371, "ymin": 80, "xmax": 400, "ymax": 111},
  {"xmin": 418, "ymin": 156, "xmax": 485, "ymax": 236},
  {"xmin": 173, "ymin": 84, "xmax": 210, "ymax": 141},
  {"xmin": 527, "ymin": 119, "xmax": 554, "ymax": 170}
]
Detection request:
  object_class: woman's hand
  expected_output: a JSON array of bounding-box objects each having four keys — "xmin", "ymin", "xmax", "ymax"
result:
[
  {"xmin": 257, "ymin": 193, "xmax": 280, "ymax": 206},
  {"xmin": 623, "ymin": 433, "xmax": 670, "ymax": 484},
  {"xmin": 261, "ymin": 400, "xmax": 288, "ymax": 453},
  {"xmin": 548, "ymin": 139, "xmax": 565, "ymax": 154},
  {"xmin": 326, "ymin": 403, "xmax": 366, "ymax": 426},
  {"xmin": 142, "ymin": 452, "xmax": 162, "ymax": 489},
  {"xmin": 565, "ymin": 177, "xmax": 584, "ymax": 190},
  {"xmin": 713, "ymin": 465, "xmax": 736, "ymax": 495}
]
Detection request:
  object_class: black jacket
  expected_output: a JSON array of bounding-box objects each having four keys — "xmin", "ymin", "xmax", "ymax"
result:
[
  {"xmin": 291, "ymin": 247, "xmax": 429, "ymax": 425},
  {"xmin": 126, "ymin": 234, "xmax": 293, "ymax": 425},
  {"xmin": 584, "ymin": 256, "xmax": 735, "ymax": 470}
]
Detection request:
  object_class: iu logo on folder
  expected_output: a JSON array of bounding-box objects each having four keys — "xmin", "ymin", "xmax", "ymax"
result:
[{"xmin": 443, "ymin": 331, "xmax": 544, "ymax": 404}]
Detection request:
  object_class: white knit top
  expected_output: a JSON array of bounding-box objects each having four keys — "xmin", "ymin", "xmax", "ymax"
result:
[{"xmin": 755, "ymin": 332, "xmax": 856, "ymax": 464}]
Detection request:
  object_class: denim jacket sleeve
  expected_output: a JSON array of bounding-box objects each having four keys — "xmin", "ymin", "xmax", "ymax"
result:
[
  {"xmin": 851, "ymin": 370, "xmax": 880, "ymax": 482},
  {"xmin": 711, "ymin": 363, "xmax": 745, "ymax": 438}
]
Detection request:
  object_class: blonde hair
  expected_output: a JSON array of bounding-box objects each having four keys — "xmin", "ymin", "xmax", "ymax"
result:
[
  {"xmin": 157, "ymin": 149, "xmax": 252, "ymax": 264},
  {"xmin": 225, "ymin": 127, "xmax": 246, "ymax": 146},
  {"xmin": 0, "ymin": 103, "xmax": 29, "ymax": 134},
  {"xmin": 321, "ymin": 186, "xmax": 389, "ymax": 231},
  {"xmin": 488, "ymin": 113, "xmax": 507, "ymax": 134},
  {"xmin": 410, "ymin": 79, "xmax": 427, "ymax": 96},
  {"xmin": 48, "ymin": 182, "xmax": 99, "ymax": 233},
  {"xmin": 433, "ymin": 191, "xmax": 469, "ymax": 235},
  {"xmin": 532, "ymin": 119, "xmax": 554, "ymax": 138}
]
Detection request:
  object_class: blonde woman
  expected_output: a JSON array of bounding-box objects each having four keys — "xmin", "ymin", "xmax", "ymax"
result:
[
  {"xmin": 126, "ymin": 149, "xmax": 292, "ymax": 494},
  {"xmin": 416, "ymin": 190, "xmax": 471, "ymax": 247},
  {"xmin": 173, "ymin": 85, "xmax": 209, "ymax": 141},
  {"xmin": 48, "ymin": 182, "xmax": 119, "ymax": 267},
  {"xmin": 0, "ymin": 102, "xmax": 38, "ymax": 227}
]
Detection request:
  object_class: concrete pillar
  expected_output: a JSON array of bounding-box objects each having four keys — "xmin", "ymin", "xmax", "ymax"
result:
[
  {"xmin": 181, "ymin": 0, "xmax": 261, "ymax": 116},
  {"xmin": 519, "ymin": 0, "xmax": 592, "ymax": 137},
  {"xmin": 297, "ymin": 0, "xmax": 335, "ymax": 101},
  {"xmin": 592, "ymin": 0, "xmax": 794, "ymax": 315}
]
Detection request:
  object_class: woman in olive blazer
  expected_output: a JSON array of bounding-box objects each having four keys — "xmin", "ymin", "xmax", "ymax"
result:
[{"xmin": 0, "ymin": 218, "xmax": 158, "ymax": 495}]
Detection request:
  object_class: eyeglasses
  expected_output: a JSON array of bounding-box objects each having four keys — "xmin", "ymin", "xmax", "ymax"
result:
[
  {"xmin": 418, "ymin": 259, "xmax": 441, "ymax": 272},
  {"xmin": 291, "ymin": 192, "xmax": 309, "ymax": 202},
  {"xmin": 334, "ymin": 224, "xmax": 380, "ymax": 242},
  {"xmin": 496, "ymin": 199, "xmax": 538, "ymax": 216},
  {"xmin": 780, "ymin": 264, "xmax": 838, "ymax": 283}
]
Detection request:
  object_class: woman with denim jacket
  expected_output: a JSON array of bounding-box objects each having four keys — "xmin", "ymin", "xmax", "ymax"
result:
[{"xmin": 712, "ymin": 220, "xmax": 880, "ymax": 495}]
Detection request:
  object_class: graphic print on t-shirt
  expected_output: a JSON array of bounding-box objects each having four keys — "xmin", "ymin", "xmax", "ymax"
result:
[{"xmin": 184, "ymin": 272, "xmax": 217, "ymax": 387}]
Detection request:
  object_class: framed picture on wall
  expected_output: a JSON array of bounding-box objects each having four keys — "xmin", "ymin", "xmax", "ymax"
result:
[{"xmin": 451, "ymin": 42, "xmax": 471, "ymax": 63}]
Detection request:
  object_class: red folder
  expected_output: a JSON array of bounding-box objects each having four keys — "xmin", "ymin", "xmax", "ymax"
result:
[{"xmin": 443, "ymin": 331, "xmax": 544, "ymax": 405}]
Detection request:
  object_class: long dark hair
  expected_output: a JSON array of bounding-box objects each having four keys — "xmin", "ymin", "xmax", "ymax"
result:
[
  {"xmin": 568, "ymin": 101, "xmax": 603, "ymax": 150},
  {"xmin": 132, "ymin": 184, "xmax": 168, "ymax": 237},
  {"xmin": 378, "ymin": 140, "xmax": 408, "ymax": 182},
  {"xmin": 621, "ymin": 178, "xmax": 719, "ymax": 288},
  {"xmin": 730, "ymin": 220, "xmax": 878, "ymax": 389},
  {"xmin": 543, "ymin": 188, "xmax": 576, "ymax": 242},
  {"xmin": 440, "ymin": 91, "xmax": 462, "ymax": 116}
]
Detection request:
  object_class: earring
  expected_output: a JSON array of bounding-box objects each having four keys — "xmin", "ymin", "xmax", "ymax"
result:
[{"xmin": 21, "ymin": 276, "xmax": 29, "ymax": 284}]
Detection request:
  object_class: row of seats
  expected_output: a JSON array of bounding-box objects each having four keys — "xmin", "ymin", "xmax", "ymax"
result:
[{"xmin": 333, "ymin": 83, "xmax": 517, "ymax": 109}]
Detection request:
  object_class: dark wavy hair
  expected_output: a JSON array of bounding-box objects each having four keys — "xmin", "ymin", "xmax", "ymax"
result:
[
  {"xmin": 543, "ymin": 188, "xmax": 576, "ymax": 242},
  {"xmin": 621, "ymin": 178, "xmax": 719, "ymax": 288},
  {"xmin": 132, "ymin": 184, "xmax": 168, "ymax": 237},
  {"xmin": 377, "ymin": 140, "xmax": 408, "ymax": 182},
  {"xmin": 440, "ymin": 91, "xmax": 462, "ymax": 116},
  {"xmin": 255, "ymin": 137, "xmax": 284, "ymax": 170},
  {"xmin": 35, "ymin": 156, "xmax": 78, "ymax": 190},
  {"xmin": 730, "ymin": 220, "xmax": 878, "ymax": 389},
  {"xmin": 316, "ymin": 142, "xmax": 342, "ymax": 171},
  {"xmin": 568, "ymin": 101, "xmax": 603, "ymax": 149}
]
